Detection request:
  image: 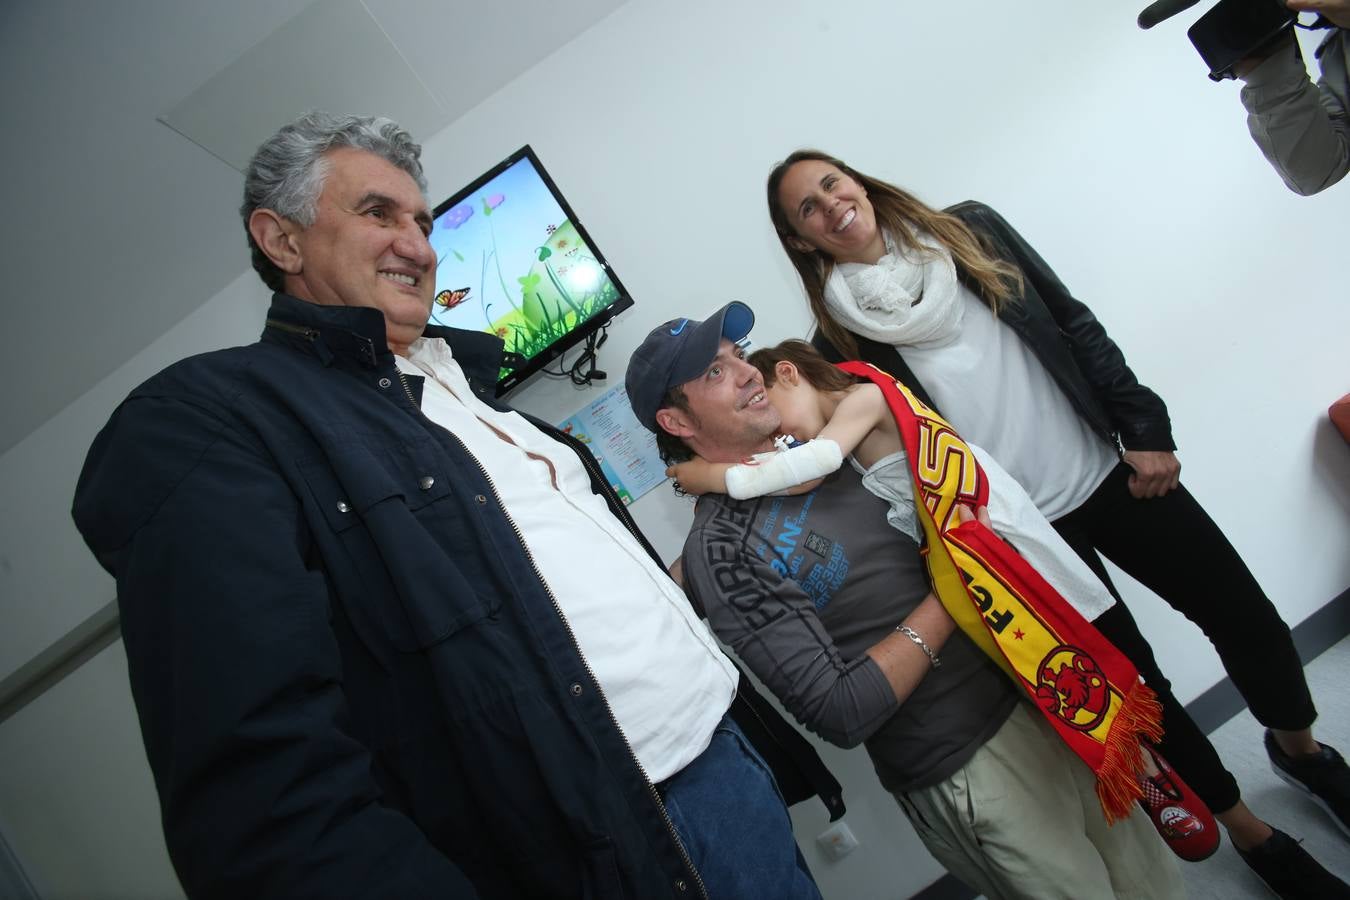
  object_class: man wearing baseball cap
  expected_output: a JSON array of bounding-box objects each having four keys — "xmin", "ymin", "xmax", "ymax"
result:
[
  {"xmin": 626, "ymin": 301, "xmax": 763, "ymax": 468},
  {"xmin": 625, "ymin": 306, "xmax": 1186, "ymax": 900}
]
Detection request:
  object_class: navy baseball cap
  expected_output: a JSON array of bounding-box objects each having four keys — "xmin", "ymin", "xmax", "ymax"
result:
[{"xmin": 625, "ymin": 301, "xmax": 755, "ymax": 433}]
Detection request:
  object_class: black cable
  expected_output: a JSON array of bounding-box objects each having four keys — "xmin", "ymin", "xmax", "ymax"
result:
[
  {"xmin": 567, "ymin": 324, "xmax": 608, "ymax": 386},
  {"xmin": 537, "ymin": 323, "xmax": 610, "ymax": 387}
]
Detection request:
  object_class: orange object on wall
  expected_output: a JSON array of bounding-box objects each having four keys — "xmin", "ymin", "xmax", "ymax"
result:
[{"xmin": 1331, "ymin": 394, "xmax": 1350, "ymax": 444}]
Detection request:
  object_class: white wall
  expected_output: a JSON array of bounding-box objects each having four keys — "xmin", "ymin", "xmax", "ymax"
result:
[
  {"xmin": 2, "ymin": 1, "xmax": 1347, "ymax": 897},
  {"xmin": 0, "ymin": 273, "xmax": 270, "ymax": 900}
]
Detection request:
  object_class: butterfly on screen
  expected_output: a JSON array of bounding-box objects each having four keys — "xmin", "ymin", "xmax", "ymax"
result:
[{"xmin": 435, "ymin": 287, "xmax": 472, "ymax": 309}]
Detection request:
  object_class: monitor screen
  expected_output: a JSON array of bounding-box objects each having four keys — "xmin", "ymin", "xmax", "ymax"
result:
[{"xmin": 428, "ymin": 146, "xmax": 633, "ymax": 395}]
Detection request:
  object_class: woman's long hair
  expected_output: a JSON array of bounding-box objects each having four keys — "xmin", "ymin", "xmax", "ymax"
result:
[{"xmin": 766, "ymin": 150, "xmax": 1023, "ymax": 359}]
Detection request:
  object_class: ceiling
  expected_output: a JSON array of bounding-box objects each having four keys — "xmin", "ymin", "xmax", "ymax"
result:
[{"xmin": 0, "ymin": 0, "xmax": 626, "ymax": 455}]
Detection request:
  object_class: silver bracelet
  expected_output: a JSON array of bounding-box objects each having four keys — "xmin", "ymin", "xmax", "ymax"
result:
[{"xmin": 896, "ymin": 624, "xmax": 941, "ymax": 669}]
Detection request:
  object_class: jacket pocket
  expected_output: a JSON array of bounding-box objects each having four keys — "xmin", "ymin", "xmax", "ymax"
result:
[
  {"xmin": 302, "ymin": 440, "xmax": 452, "ymax": 532},
  {"xmin": 580, "ymin": 838, "xmax": 627, "ymax": 900},
  {"xmin": 297, "ymin": 438, "xmax": 499, "ymax": 652}
]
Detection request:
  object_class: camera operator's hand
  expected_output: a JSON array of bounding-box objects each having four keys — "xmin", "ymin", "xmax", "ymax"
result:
[
  {"xmin": 1235, "ymin": 0, "xmax": 1349, "ymax": 78},
  {"xmin": 1286, "ymin": 0, "xmax": 1350, "ymax": 29},
  {"xmin": 1234, "ymin": 35, "xmax": 1291, "ymax": 77}
]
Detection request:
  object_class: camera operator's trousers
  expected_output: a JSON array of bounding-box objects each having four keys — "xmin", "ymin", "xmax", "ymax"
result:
[{"xmin": 1052, "ymin": 462, "xmax": 1317, "ymax": 815}]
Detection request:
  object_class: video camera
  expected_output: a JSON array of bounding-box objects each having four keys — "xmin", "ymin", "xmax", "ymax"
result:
[{"xmin": 1138, "ymin": 0, "xmax": 1307, "ymax": 80}]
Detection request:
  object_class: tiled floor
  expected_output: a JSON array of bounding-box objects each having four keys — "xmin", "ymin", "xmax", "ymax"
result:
[{"xmin": 1177, "ymin": 636, "xmax": 1350, "ymax": 898}]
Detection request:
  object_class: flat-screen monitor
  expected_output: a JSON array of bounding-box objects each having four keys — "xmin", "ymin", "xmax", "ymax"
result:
[{"xmin": 429, "ymin": 145, "xmax": 633, "ymax": 395}]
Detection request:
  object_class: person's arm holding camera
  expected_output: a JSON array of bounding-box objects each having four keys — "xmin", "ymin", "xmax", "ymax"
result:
[
  {"xmin": 1287, "ymin": 0, "xmax": 1350, "ymax": 29},
  {"xmin": 1237, "ymin": 1, "xmax": 1349, "ymax": 195}
]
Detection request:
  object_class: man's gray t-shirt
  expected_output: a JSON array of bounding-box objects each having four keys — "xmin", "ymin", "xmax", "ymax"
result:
[{"xmin": 684, "ymin": 464, "xmax": 1018, "ymax": 793}]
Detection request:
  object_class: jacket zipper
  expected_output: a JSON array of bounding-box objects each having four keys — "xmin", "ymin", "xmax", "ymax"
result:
[
  {"xmin": 393, "ymin": 366, "xmax": 709, "ymax": 900},
  {"xmin": 395, "ymin": 368, "xmax": 420, "ymax": 407}
]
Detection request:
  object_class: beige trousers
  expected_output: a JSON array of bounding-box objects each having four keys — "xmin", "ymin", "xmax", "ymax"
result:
[{"xmin": 894, "ymin": 702, "xmax": 1186, "ymax": 900}]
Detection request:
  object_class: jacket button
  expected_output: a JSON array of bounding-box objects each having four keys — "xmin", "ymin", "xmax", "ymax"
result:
[
  {"xmin": 418, "ymin": 475, "xmax": 435, "ymax": 490},
  {"xmin": 475, "ymin": 494, "xmax": 488, "ymax": 504},
  {"xmin": 378, "ymin": 377, "xmax": 392, "ymax": 388},
  {"xmin": 336, "ymin": 500, "xmax": 351, "ymax": 513},
  {"xmin": 569, "ymin": 683, "xmax": 583, "ymax": 696},
  {"xmin": 675, "ymin": 879, "xmax": 688, "ymax": 892}
]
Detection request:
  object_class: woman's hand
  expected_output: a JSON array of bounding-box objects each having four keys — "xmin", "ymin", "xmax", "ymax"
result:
[{"xmin": 1122, "ymin": 450, "xmax": 1181, "ymax": 499}]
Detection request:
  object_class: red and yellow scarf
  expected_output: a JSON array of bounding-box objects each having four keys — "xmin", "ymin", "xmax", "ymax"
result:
[{"xmin": 838, "ymin": 361, "xmax": 1163, "ymax": 823}]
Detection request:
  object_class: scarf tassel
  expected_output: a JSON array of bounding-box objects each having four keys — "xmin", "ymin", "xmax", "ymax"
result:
[{"xmin": 1094, "ymin": 681, "xmax": 1165, "ymax": 825}]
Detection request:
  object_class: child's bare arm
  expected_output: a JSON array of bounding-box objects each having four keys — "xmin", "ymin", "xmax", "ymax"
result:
[
  {"xmin": 666, "ymin": 457, "xmax": 735, "ymax": 496},
  {"xmin": 816, "ymin": 384, "xmax": 892, "ymax": 468}
]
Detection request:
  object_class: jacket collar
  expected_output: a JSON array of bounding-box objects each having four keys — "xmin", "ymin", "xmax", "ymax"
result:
[{"xmin": 261, "ymin": 292, "xmax": 505, "ymax": 391}]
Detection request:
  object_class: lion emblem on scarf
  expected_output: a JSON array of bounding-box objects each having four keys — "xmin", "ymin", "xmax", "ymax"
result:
[{"xmin": 1035, "ymin": 646, "xmax": 1111, "ymax": 732}]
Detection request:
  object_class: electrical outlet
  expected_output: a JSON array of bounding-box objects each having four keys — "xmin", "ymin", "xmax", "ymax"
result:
[{"xmin": 815, "ymin": 821, "xmax": 859, "ymax": 861}]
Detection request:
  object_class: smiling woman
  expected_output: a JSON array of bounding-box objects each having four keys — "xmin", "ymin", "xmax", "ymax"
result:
[
  {"xmin": 765, "ymin": 150, "xmax": 1021, "ymax": 364},
  {"xmin": 763, "ymin": 147, "xmax": 1350, "ymax": 894},
  {"xmin": 775, "ymin": 158, "xmax": 887, "ymax": 266}
]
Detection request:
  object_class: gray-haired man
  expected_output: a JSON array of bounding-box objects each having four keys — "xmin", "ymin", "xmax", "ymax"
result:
[{"xmin": 72, "ymin": 112, "xmax": 834, "ymax": 900}]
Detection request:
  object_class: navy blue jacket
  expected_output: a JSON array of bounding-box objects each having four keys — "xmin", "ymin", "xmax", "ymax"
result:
[
  {"xmin": 73, "ymin": 293, "xmax": 839, "ymax": 900},
  {"xmin": 814, "ymin": 202, "xmax": 1175, "ymax": 454}
]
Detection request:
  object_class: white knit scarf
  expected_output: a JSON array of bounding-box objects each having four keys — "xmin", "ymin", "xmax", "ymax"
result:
[{"xmin": 823, "ymin": 230, "xmax": 964, "ymax": 349}]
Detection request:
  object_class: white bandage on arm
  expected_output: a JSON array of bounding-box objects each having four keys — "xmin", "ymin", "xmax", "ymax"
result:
[{"xmin": 724, "ymin": 439, "xmax": 844, "ymax": 499}]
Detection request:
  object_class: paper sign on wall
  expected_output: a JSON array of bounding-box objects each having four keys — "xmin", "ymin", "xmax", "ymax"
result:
[{"xmin": 557, "ymin": 385, "xmax": 668, "ymax": 505}]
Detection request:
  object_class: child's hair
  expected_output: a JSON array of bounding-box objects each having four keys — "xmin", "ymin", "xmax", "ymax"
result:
[{"xmin": 749, "ymin": 339, "xmax": 859, "ymax": 392}]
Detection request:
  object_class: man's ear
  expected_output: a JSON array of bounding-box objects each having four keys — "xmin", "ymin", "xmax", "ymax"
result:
[
  {"xmin": 248, "ymin": 208, "xmax": 304, "ymax": 277},
  {"xmin": 654, "ymin": 406, "xmax": 697, "ymax": 440}
]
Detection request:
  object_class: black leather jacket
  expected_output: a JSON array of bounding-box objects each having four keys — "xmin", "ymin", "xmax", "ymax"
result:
[{"xmin": 813, "ymin": 202, "xmax": 1175, "ymax": 455}]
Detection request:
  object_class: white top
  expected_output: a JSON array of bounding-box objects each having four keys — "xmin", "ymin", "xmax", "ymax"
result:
[
  {"xmin": 397, "ymin": 339, "xmax": 737, "ymax": 782},
  {"xmin": 855, "ymin": 448, "xmax": 1114, "ymax": 621},
  {"xmin": 900, "ymin": 288, "xmax": 1117, "ymax": 521}
]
